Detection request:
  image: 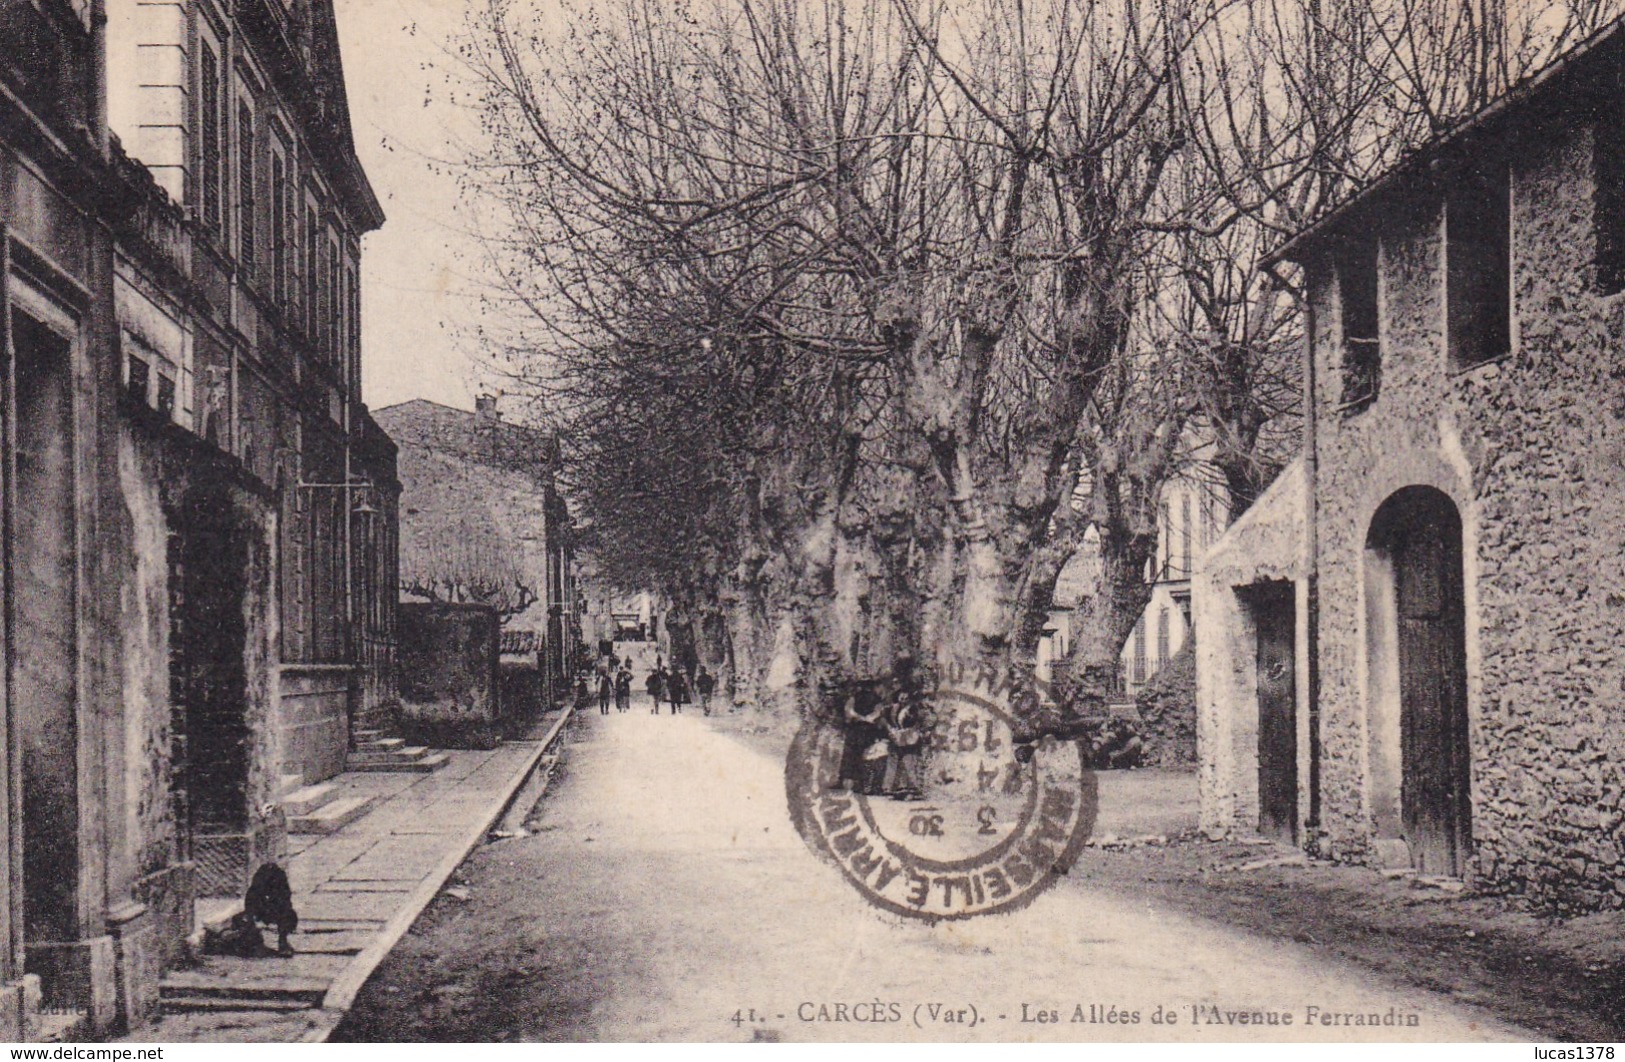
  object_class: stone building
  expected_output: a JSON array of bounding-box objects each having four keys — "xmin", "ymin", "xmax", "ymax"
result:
[
  {"xmin": 376, "ymin": 397, "xmax": 580, "ymax": 714},
  {"xmin": 1195, "ymin": 24, "xmax": 1625, "ymax": 911},
  {"xmin": 1, "ymin": 0, "xmax": 398, "ymax": 1036},
  {"xmin": 1120, "ymin": 471, "xmax": 1228, "ymax": 697}
]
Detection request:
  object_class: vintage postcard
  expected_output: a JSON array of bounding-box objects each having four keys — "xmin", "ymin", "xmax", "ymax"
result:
[{"xmin": 0, "ymin": 0, "xmax": 1622, "ymax": 1048}]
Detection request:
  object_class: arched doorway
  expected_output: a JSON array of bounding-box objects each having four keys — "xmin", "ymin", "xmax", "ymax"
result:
[{"xmin": 1366, "ymin": 486, "xmax": 1471, "ymax": 876}]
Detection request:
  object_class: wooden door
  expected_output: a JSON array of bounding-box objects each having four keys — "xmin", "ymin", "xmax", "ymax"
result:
[
  {"xmin": 1396, "ymin": 498, "xmax": 1471, "ymax": 875},
  {"xmin": 1254, "ymin": 585, "xmax": 1297, "ymax": 844}
]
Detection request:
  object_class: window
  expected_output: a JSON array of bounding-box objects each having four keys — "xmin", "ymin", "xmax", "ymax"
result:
[
  {"xmin": 121, "ymin": 329, "xmax": 188, "ymax": 427},
  {"xmin": 327, "ymin": 234, "xmax": 340, "ymax": 362},
  {"xmin": 1447, "ymin": 163, "xmax": 1511, "ymax": 368},
  {"xmin": 346, "ymin": 261, "xmax": 360, "ymax": 391},
  {"xmin": 198, "ymin": 41, "xmax": 224, "ymax": 232},
  {"xmin": 304, "ymin": 200, "xmax": 318, "ymax": 336},
  {"xmin": 1596, "ymin": 110, "xmax": 1625, "ymax": 294},
  {"xmin": 1179, "ymin": 491, "xmax": 1193, "ymax": 577},
  {"xmin": 237, "ymin": 101, "xmax": 256, "ymax": 273},
  {"xmin": 1156, "ymin": 608, "xmax": 1170, "ymax": 670},
  {"xmin": 1131, "ymin": 617, "xmax": 1147, "ymax": 687},
  {"xmin": 1339, "ymin": 234, "xmax": 1380, "ymax": 410},
  {"xmin": 1159, "ymin": 501, "xmax": 1171, "ymax": 576},
  {"xmin": 271, "ymin": 151, "xmax": 287, "ymax": 302}
]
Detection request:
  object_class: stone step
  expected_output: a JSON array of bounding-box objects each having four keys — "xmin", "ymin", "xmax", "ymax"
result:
[
  {"xmin": 356, "ymin": 736, "xmax": 405, "ymax": 752},
  {"xmin": 347, "ymin": 745, "xmax": 428, "ymax": 765},
  {"xmin": 348, "ymin": 750, "xmax": 450, "ymax": 774},
  {"xmin": 161, "ymin": 995, "xmax": 318, "ymax": 1014},
  {"xmin": 286, "ymin": 928, "xmax": 370, "ymax": 955},
  {"xmin": 351, "ymin": 728, "xmax": 383, "ymax": 742},
  {"xmin": 160, "ymin": 974, "xmax": 327, "ymax": 1009},
  {"xmin": 280, "ymin": 782, "xmax": 338, "ymax": 818},
  {"xmin": 278, "ymin": 772, "xmax": 306, "ymax": 797},
  {"xmin": 288, "ymin": 795, "xmax": 374, "ymax": 835}
]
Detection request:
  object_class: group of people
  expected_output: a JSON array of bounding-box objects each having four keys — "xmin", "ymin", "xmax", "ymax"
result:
[
  {"xmin": 590, "ymin": 661, "xmax": 636, "ymax": 715},
  {"xmin": 836, "ymin": 669, "xmax": 926, "ymax": 801},
  {"xmin": 581, "ymin": 656, "xmax": 718, "ymax": 717},
  {"xmin": 644, "ymin": 662, "xmax": 717, "ymax": 715}
]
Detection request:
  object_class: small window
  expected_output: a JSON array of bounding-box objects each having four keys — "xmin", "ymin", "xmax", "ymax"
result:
[
  {"xmin": 156, "ymin": 375, "xmax": 176, "ymax": 416},
  {"xmin": 127, "ymin": 354, "xmax": 150, "ymax": 404},
  {"xmin": 1596, "ymin": 111, "xmax": 1625, "ymax": 294},
  {"xmin": 1447, "ymin": 163, "xmax": 1511, "ymax": 368},
  {"xmin": 1339, "ymin": 235, "xmax": 1380, "ymax": 410}
]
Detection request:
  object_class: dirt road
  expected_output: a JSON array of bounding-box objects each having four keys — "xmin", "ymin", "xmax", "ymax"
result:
[{"xmin": 334, "ymin": 704, "xmax": 1534, "ymax": 1042}]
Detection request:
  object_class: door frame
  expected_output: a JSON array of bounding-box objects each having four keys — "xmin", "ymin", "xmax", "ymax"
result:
[{"xmin": 1364, "ymin": 485, "xmax": 1473, "ymax": 876}]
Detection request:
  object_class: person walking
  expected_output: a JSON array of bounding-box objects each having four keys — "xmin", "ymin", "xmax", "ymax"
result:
[
  {"xmin": 668, "ymin": 668, "xmax": 687, "ymax": 714},
  {"xmin": 597, "ymin": 671, "xmax": 612, "ymax": 715},
  {"xmin": 646, "ymin": 667, "xmax": 665, "ymax": 715},
  {"xmin": 614, "ymin": 668, "xmax": 632, "ymax": 712},
  {"xmin": 695, "ymin": 666, "xmax": 716, "ymax": 716}
]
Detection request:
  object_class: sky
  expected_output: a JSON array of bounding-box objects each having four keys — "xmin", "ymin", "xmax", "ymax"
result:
[{"xmin": 334, "ymin": 0, "xmax": 488, "ymax": 413}]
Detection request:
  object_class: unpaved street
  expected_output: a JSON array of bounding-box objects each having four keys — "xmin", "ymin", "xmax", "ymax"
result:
[{"xmin": 335, "ymin": 703, "xmax": 1534, "ymax": 1042}]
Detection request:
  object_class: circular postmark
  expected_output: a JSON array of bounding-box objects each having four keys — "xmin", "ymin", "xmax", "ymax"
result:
[{"xmin": 786, "ymin": 669, "xmax": 1096, "ymax": 921}]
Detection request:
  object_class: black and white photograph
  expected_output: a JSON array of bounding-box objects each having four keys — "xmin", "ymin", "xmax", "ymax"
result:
[{"xmin": 0, "ymin": 0, "xmax": 1623, "ymax": 1047}]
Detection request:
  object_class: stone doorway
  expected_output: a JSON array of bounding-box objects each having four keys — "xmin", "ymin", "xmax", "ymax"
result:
[
  {"xmin": 1244, "ymin": 582, "xmax": 1297, "ymax": 845},
  {"xmin": 167, "ymin": 479, "xmax": 253, "ymax": 896},
  {"xmin": 9, "ymin": 305, "xmax": 81, "ymax": 949},
  {"xmin": 1366, "ymin": 486, "xmax": 1472, "ymax": 877}
]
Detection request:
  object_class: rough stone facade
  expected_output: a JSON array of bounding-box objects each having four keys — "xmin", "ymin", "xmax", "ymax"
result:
[
  {"xmin": 1197, "ymin": 35, "xmax": 1625, "ymax": 912},
  {"xmin": 1, "ymin": 0, "xmax": 397, "ymax": 1036},
  {"xmin": 1194, "ymin": 461, "xmax": 1306, "ymax": 837}
]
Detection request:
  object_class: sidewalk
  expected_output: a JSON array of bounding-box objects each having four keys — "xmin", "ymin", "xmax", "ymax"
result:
[{"xmin": 121, "ymin": 710, "xmax": 572, "ymax": 1044}]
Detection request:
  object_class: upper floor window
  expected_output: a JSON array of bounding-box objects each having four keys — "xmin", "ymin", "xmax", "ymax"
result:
[
  {"xmin": 1179, "ymin": 491, "xmax": 1192, "ymax": 576},
  {"xmin": 237, "ymin": 100, "xmax": 257, "ymax": 274},
  {"xmin": 198, "ymin": 40, "xmax": 225, "ymax": 233},
  {"xmin": 1596, "ymin": 113, "xmax": 1625, "ymax": 295},
  {"xmin": 304, "ymin": 200, "xmax": 319, "ymax": 336},
  {"xmin": 327, "ymin": 233, "xmax": 341, "ymax": 361},
  {"xmin": 1447, "ymin": 162, "xmax": 1511, "ymax": 368},
  {"xmin": 1338, "ymin": 234, "xmax": 1380, "ymax": 411},
  {"xmin": 271, "ymin": 149, "xmax": 289, "ymax": 303}
]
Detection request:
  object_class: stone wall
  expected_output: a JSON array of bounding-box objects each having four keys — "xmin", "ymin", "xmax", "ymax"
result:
[
  {"xmin": 398, "ymin": 602, "xmax": 501, "ymax": 747},
  {"xmin": 276, "ymin": 665, "xmax": 351, "ymax": 785},
  {"xmin": 1301, "ymin": 114, "xmax": 1625, "ymax": 910},
  {"xmin": 1194, "ymin": 460, "xmax": 1305, "ymax": 837}
]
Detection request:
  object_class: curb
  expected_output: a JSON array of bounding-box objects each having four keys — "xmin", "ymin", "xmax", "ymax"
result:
[{"xmin": 306, "ymin": 704, "xmax": 578, "ymax": 1041}]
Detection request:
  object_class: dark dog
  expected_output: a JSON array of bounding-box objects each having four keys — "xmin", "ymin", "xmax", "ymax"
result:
[
  {"xmin": 206, "ymin": 863, "xmax": 298, "ymax": 957},
  {"xmin": 246, "ymin": 862, "xmax": 299, "ymax": 956}
]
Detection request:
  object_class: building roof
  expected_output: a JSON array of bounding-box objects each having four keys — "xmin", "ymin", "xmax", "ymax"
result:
[
  {"xmin": 373, "ymin": 399, "xmax": 558, "ymax": 475},
  {"xmin": 1266, "ymin": 16, "xmax": 1625, "ymax": 266},
  {"xmin": 376, "ymin": 399, "xmax": 561, "ymax": 630}
]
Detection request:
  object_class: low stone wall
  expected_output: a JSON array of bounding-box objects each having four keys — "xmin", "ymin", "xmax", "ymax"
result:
[
  {"xmin": 398, "ymin": 602, "xmax": 501, "ymax": 747},
  {"xmin": 277, "ymin": 664, "xmax": 353, "ymax": 785}
]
